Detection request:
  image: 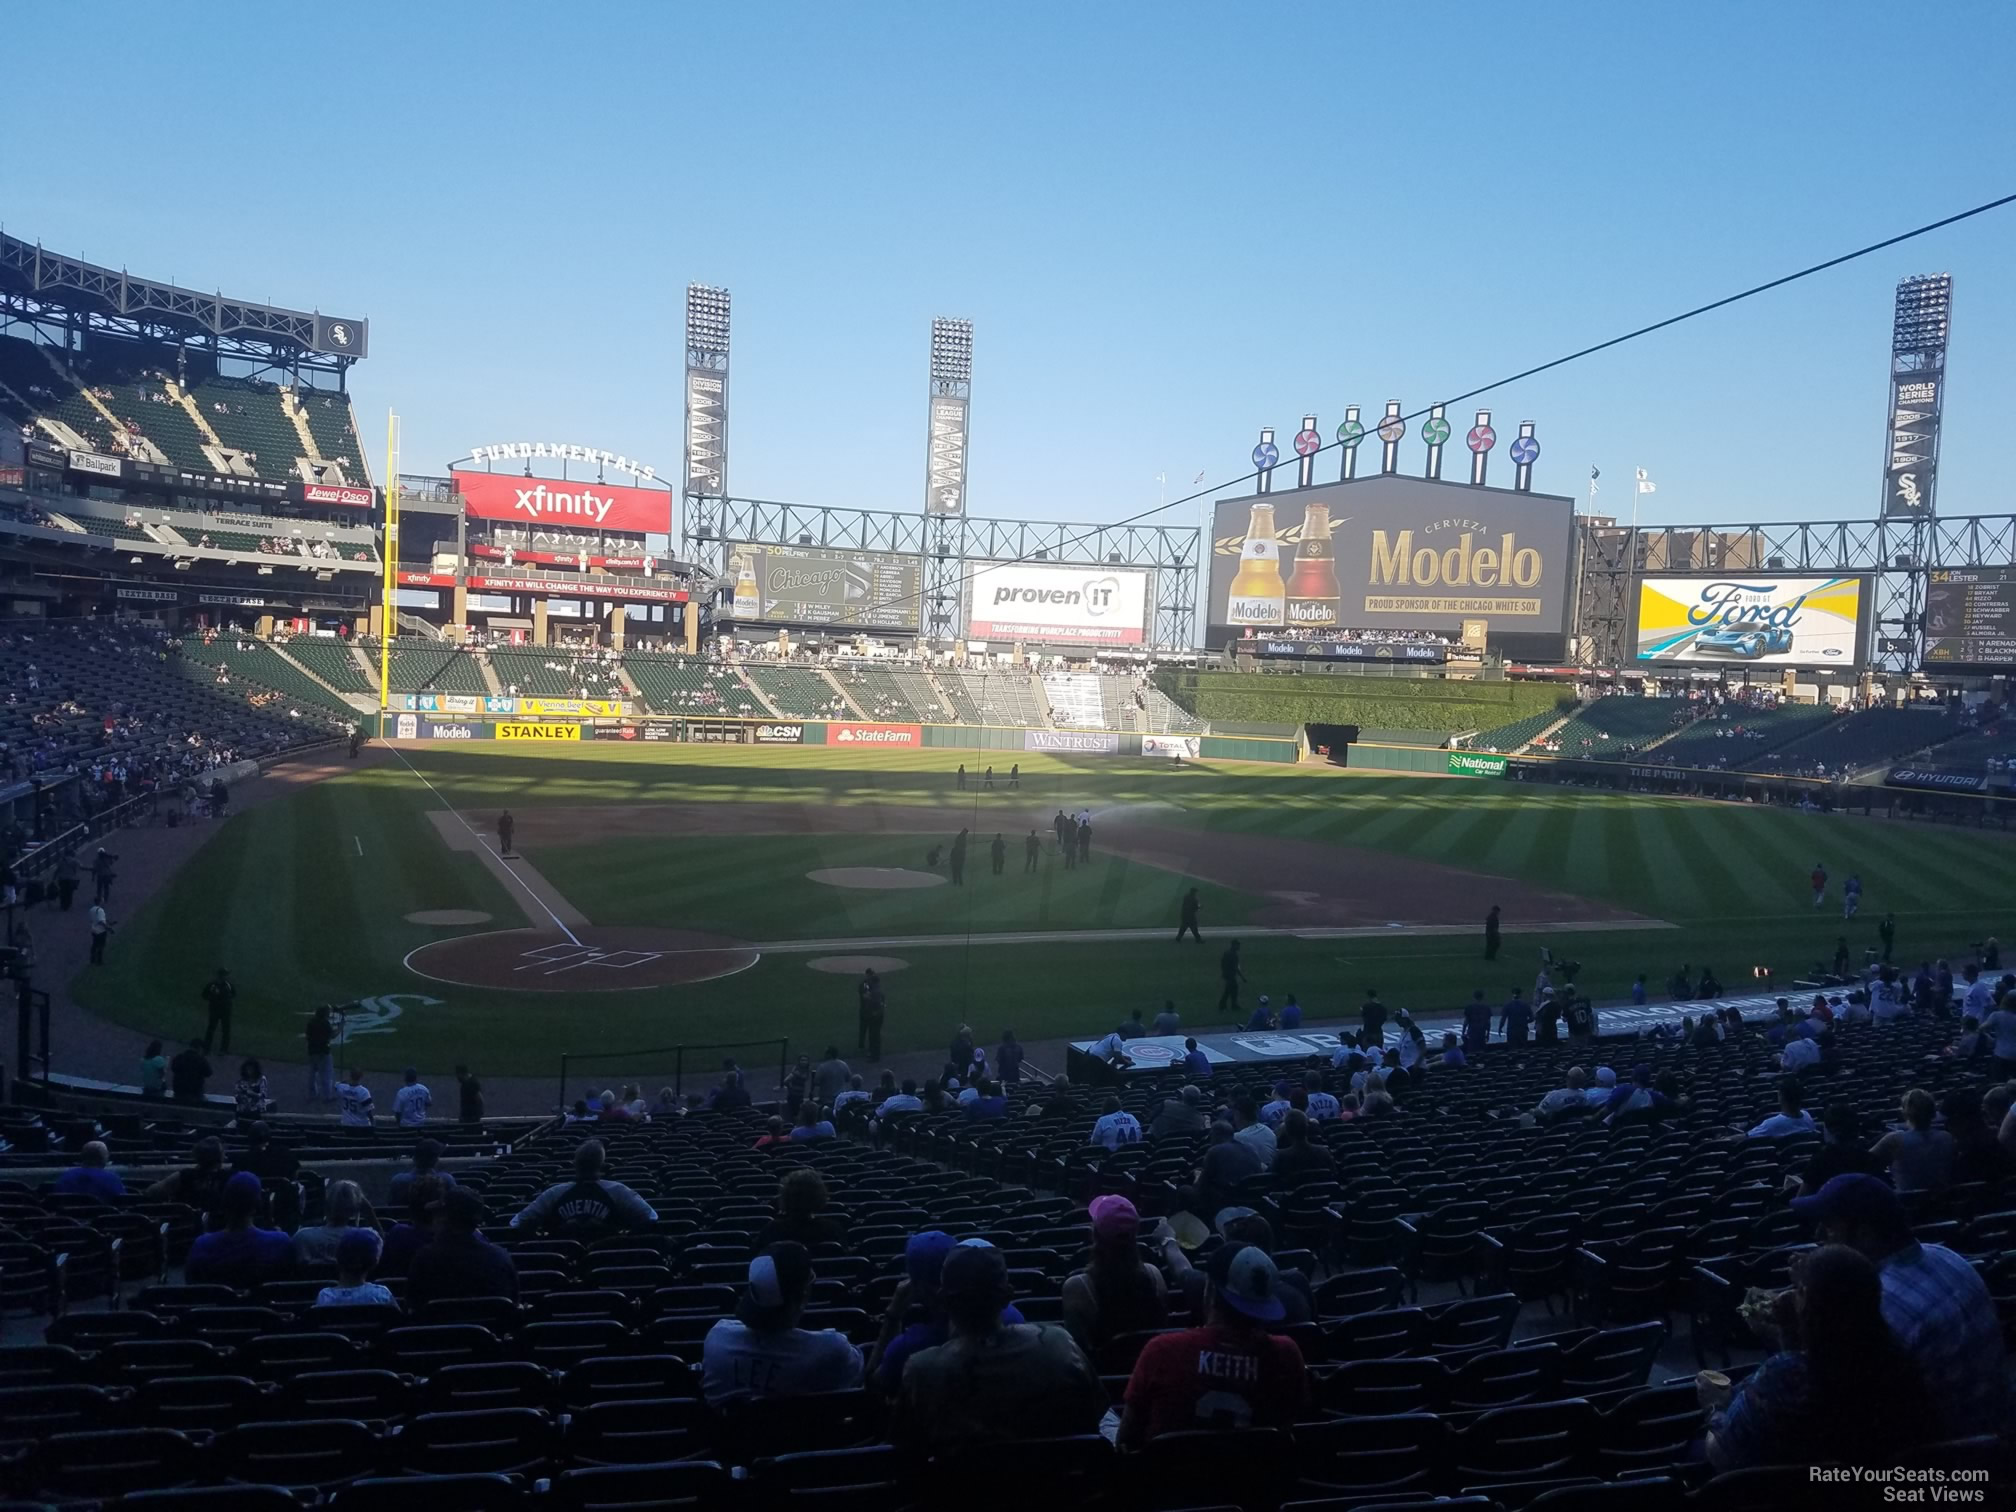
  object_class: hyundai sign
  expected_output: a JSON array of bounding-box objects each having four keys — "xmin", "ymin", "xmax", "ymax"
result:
[
  {"xmin": 966, "ymin": 562, "xmax": 1149, "ymax": 646},
  {"xmin": 1633, "ymin": 575, "xmax": 1871, "ymax": 667}
]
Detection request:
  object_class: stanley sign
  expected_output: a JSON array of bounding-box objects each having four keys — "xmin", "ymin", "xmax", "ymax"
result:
[{"xmin": 1209, "ymin": 474, "xmax": 1574, "ymax": 649}]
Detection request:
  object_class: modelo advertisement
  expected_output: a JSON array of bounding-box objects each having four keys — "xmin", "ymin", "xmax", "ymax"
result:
[
  {"xmin": 830, "ymin": 721, "xmax": 922, "ymax": 748},
  {"xmin": 393, "ymin": 714, "xmax": 482, "ymax": 740},
  {"xmin": 1246, "ymin": 637, "xmax": 1447, "ymax": 664},
  {"xmin": 451, "ymin": 468, "xmax": 672, "ymax": 535},
  {"xmin": 966, "ymin": 563, "xmax": 1149, "ymax": 647},
  {"xmin": 728, "ymin": 543, "xmax": 921, "ymax": 631},
  {"xmin": 1026, "ymin": 729, "xmax": 1120, "ymax": 754},
  {"xmin": 1633, "ymin": 575, "xmax": 1869, "ymax": 666},
  {"xmin": 1206, "ymin": 476, "xmax": 1575, "ymax": 644}
]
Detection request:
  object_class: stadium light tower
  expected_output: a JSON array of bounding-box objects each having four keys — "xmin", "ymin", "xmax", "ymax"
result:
[
  {"xmin": 924, "ymin": 317, "xmax": 973, "ymax": 641},
  {"xmin": 1882, "ymin": 273, "xmax": 1951, "ymax": 522},
  {"xmin": 1876, "ymin": 272, "xmax": 1953, "ymax": 674},
  {"xmin": 683, "ymin": 284, "xmax": 732, "ymax": 573}
]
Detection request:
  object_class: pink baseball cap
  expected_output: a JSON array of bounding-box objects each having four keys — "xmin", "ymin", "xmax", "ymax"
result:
[{"xmin": 1089, "ymin": 1194, "xmax": 1140, "ymax": 1241}]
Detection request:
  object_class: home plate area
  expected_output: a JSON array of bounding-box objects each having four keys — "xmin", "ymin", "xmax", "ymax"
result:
[{"xmin": 405, "ymin": 927, "xmax": 760, "ymax": 993}]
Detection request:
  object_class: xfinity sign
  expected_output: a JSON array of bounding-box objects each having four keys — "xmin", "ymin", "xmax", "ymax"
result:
[
  {"xmin": 451, "ymin": 468, "xmax": 670, "ymax": 536},
  {"xmin": 967, "ymin": 562, "xmax": 1149, "ymax": 646},
  {"xmin": 509, "ymin": 483, "xmax": 617, "ymax": 524}
]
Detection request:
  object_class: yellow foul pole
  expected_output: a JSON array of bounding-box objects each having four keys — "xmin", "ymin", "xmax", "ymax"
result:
[{"xmin": 379, "ymin": 411, "xmax": 400, "ymax": 731}]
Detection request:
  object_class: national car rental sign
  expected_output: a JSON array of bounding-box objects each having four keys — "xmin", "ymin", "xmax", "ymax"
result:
[{"xmin": 451, "ymin": 468, "xmax": 671, "ymax": 535}]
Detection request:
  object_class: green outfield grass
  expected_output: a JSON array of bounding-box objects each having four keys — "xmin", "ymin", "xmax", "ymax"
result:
[
  {"xmin": 538, "ymin": 833, "xmax": 1256, "ymax": 939},
  {"xmin": 69, "ymin": 744, "xmax": 2016, "ymax": 1081}
]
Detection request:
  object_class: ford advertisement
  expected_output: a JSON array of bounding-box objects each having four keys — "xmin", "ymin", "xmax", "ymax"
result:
[{"xmin": 1633, "ymin": 575, "xmax": 1871, "ymax": 667}]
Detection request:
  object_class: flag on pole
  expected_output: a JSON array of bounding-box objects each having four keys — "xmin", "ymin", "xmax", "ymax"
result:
[
  {"xmin": 1589, "ymin": 466, "xmax": 1600, "ymax": 495},
  {"xmin": 1192, "ymin": 470, "xmax": 1206, "ymax": 485},
  {"xmin": 1635, "ymin": 467, "xmax": 1656, "ymax": 495}
]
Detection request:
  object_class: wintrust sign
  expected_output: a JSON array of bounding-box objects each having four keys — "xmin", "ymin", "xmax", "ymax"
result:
[{"xmin": 451, "ymin": 468, "xmax": 670, "ymax": 535}]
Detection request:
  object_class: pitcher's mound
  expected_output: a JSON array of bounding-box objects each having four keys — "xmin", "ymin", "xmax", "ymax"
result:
[
  {"xmin": 406, "ymin": 909, "xmax": 495, "ymax": 926},
  {"xmin": 807, "ymin": 955, "xmax": 910, "ymax": 975},
  {"xmin": 405, "ymin": 926, "xmax": 759, "ymax": 992},
  {"xmin": 807, "ymin": 867, "xmax": 946, "ymax": 890}
]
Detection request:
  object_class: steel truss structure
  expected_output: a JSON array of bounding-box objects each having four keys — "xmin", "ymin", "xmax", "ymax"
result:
[
  {"xmin": 1575, "ymin": 514, "xmax": 2016, "ymax": 673},
  {"xmin": 704, "ymin": 497, "xmax": 1199, "ymax": 650},
  {"xmin": 0, "ymin": 233, "xmax": 365, "ymax": 383}
]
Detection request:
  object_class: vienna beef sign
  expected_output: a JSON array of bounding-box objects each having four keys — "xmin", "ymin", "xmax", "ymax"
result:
[{"xmin": 452, "ymin": 468, "xmax": 671, "ymax": 534}]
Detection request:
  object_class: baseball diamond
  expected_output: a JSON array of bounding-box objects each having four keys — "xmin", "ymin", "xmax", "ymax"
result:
[{"xmin": 64, "ymin": 740, "xmax": 2016, "ymax": 1087}]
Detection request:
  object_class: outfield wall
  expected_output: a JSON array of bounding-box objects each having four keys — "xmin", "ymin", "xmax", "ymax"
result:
[
  {"xmin": 380, "ymin": 712, "xmax": 1302, "ymax": 764},
  {"xmin": 1157, "ymin": 667, "xmax": 1565, "ymax": 733}
]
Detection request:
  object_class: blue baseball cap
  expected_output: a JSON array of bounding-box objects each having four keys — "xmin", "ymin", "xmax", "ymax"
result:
[
  {"xmin": 1790, "ymin": 1173, "xmax": 1905, "ymax": 1231},
  {"xmin": 904, "ymin": 1230, "xmax": 957, "ymax": 1289}
]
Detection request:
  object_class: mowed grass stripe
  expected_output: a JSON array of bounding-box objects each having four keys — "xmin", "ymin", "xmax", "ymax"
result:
[
  {"xmin": 1474, "ymin": 799, "xmax": 1567, "ymax": 880},
  {"xmin": 1642, "ymin": 802, "xmax": 1760, "ymax": 920},
  {"xmin": 1562, "ymin": 797, "xmax": 1613, "ymax": 899},
  {"xmin": 1389, "ymin": 799, "xmax": 1510, "ymax": 868},
  {"xmin": 1599, "ymin": 805, "xmax": 1656, "ymax": 916}
]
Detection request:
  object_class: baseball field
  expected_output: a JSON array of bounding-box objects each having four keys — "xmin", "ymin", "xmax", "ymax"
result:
[{"xmin": 70, "ymin": 744, "xmax": 2016, "ymax": 1082}]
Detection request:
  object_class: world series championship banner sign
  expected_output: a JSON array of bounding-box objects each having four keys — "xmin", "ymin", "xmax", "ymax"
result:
[{"xmin": 1206, "ymin": 476, "xmax": 1574, "ymax": 648}]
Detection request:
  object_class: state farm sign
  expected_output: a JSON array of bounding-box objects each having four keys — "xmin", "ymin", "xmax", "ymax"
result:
[
  {"xmin": 451, "ymin": 468, "xmax": 670, "ymax": 535},
  {"xmin": 829, "ymin": 722, "xmax": 922, "ymax": 748}
]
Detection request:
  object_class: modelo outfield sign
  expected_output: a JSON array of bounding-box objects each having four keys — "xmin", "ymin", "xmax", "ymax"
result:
[
  {"xmin": 1207, "ymin": 474, "xmax": 1575, "ymax": 646},
  {"xmin": 451, "ymin": 467, "xmax": 671, "ymax": 535}
]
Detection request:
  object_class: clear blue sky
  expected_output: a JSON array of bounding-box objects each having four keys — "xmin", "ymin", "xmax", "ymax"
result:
[{"xmin": 6, "ymin": 2, "xmax": 2012, "ymax": 533}]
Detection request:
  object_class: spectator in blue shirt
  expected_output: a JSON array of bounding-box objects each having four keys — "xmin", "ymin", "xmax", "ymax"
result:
[
  {"xmin": 1181, "ymin": 1037, "xmax": 1212, "ymax": 1078},
  {"xmin": 869, "ymin": 1232, "xmax": 1024, "ymax": 1393},
  {"xmin": 1499, "ymin": 988, "xmax": 1533, "ymax": 1045},
  {"xmin": 1245, "ymin": 996, "xmax": 1274, "ymax": 1031},
  {"xmin": 53, "ymin": 1142, "xmax": 124, "ymax": 1201},
  {"xmin": 790, "ymin": 1102, "xmax": 836, "ymax": 1142},
  {"xmin": 186, "ymin": 1172, "xmax": 294, "ymax": 1288},
  {"xmin": 1629, "ymin": 974, "xmax": 1648, "ymax": 1005},
  {"xmin": 1705, "ymin": 1243, "xmax": 1932, "ymax": 1470},
  {"xmin": 1277, "ymin": 995, "xmax": 1302, "ymax": 1029},
  {"xmin": 966, "ymin": 1079, "xmax": 1008, "ymax": 1119},
  {"xmin": 1748, "ymin": 1079, "xmax": 1818, "ymax": 1139}
]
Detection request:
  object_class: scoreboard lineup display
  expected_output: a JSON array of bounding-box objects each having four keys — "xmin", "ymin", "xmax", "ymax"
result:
[{"xmin": 1923, "ymin": 567, "xmax": 2016, "ymax": 668}]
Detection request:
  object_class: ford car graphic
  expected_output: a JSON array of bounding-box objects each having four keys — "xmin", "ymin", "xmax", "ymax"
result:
[{"xmin": 1693, "ymin": 624, "xmax": 1796, "ymax": 658}]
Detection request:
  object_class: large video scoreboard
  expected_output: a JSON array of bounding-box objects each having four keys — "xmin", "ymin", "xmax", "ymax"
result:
[{"xmin": 1923, "ymin": 567, "xmax": 2016, "ymax": 669}]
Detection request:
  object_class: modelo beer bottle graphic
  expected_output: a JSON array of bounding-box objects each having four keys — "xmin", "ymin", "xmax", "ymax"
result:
[
  {"xmin": 1286, "ymin": 501, "xmax": 1340, "ymax": 628},
  {"xmin": 730, "ymin": 550, "xmax": 760, "ymax": 618},
  {"xmin": 1226, "ymin": 502, "xmax": 1286, "ymax": 627}
]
